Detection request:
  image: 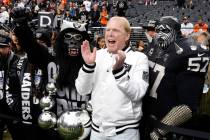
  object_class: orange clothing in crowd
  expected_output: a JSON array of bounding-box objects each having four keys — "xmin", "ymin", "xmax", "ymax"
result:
[
  {"xmin": 193, "ymin": 22, "xmax": 209, "ymax": 32},
  {"xmin": 61, "ymin": 0, "xmax": 67, "ymax": 6},
  {"xmin": 100, "ymin": 10, "xmax": 108, "ymax": 26},
  {"xmin": 3, "ymin": 0, "xmax": 10, "ymax": 5}
]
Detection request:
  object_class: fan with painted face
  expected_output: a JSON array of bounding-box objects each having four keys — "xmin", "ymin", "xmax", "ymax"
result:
[
  {"xmin": 58, "ymin": 20, "xmax": 90, "ymax": 57},
  {"xmin": 154, "ymin": 16, "xmax": 181, "ymax": 50},
  {"xmin": 55, "ymin": 20, "xmax": 90, "ymax": 88}
]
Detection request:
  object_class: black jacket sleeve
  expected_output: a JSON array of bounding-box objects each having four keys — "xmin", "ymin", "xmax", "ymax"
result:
[{"xmin": 14, "ymin": 23, "xmax": 52, "ymax": 70}]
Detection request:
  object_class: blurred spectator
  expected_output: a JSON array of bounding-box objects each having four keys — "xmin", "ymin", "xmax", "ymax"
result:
[
  {"xmin": 143, "ymin": 20, "xmax": 158, "ymax": 44},
  {"xmin": 69, "ymin": 2, "xmax": 79, "ymax": 21},
  {"xmin": 136, "ymin": 40, "xmax": 145, "ymax": 52},
  {"xmin": 0, "ymin": 6, "xmax": 9, "ymax": 24},
  {"xmin": 11, "ymin": 33, "xmax": 25, "ymax": 57},
  {"xmin": 181, "ymin": 16, "xmax": 194, "ymax": 37},
  {"xmin": 115, "ymin": 0, "xmax": 128, "ymax": 17},
  {"xmin": 185, "ymin": 0, "xmax": 194, "ymax": 9},
  {"xmin": 177, "ymin": 0, "xmax": 185, "ymax": 9},
  {"xmin": 14, "ymin": 0, "xmax": 25, "ymax": 8},
  {"xmin": 57, "ymin": 1, "xmax": 65, "ymax": 12},
  {"xmin": 34, "ymin": 2, "xmax": 40, "ymax": 15},
  {"xmin": 38, "ymin": 2, "xmax": 48, "ymax": 11},
  {"xmin": 64, "ymin": 10, "xmax": 71, "ymax": 21},
  {"xmin": 99, "ymin": 5, "xmax": 108, "ymax": 26},
  {"xmin": 78, "ymin": 4, "xmax": 89, "ymax": 23},
  {"xmin": 47, "ymin": 0, "xmax": 56, "ymax": 14},
  {"xmin": 83, "ymin": 0, "xmax": 91, "ymax": 13},
  {"xmin": 101, "ymin": 0, "xmax": 110, "ymax": 12},
  {"xmin": 141, "ymin": 20, "xmax": 158, "ymax": 54},
  {"xmin": 96, "ymin": 35, "xmax": 105, "ymax": 49},
  {"xmin": 192, "ymin": 31, "xmax": 210, "ymax": 49},
  {"xmin": 193, "ymin": 17, "xmax": 209, "ymax": 32},
  {"xmin": 89, "ymin": 3, "xmax": 100, "ymax": 27},
  {"xmin": 53, "ymin": 9, "xmax": 64, "ymax": 30}
]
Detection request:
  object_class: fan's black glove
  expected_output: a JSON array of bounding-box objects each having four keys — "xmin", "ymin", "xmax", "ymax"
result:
[{"xmin": 10, "ymin": 7, "xmax": 31, "ymax": 27}]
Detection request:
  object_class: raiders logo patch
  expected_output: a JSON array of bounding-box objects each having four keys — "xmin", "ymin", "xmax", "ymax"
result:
[
  {"xmin": 190, "ymin": 45, "xmax": 197, "ymax": 51},
  {"xmin": 148, "ymin": 48, "xmax": 154, "ymax": 56},
  {"xmin": 73, "ymin": 22, "xmax": 82, "ymax": 29},
  {"xmin": 142, "ymin": 71, "xmax": 149, "ymax": 83},
  {"xmin": 124, "ymin": 63, "xmax": 132, "ymax": 72}
]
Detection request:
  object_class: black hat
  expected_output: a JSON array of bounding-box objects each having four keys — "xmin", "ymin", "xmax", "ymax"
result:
[
  {"xmin": 0, "ymin": 30, "xmax": 11, "ymax": 47},
  {"xmin": 159, "ymin": 16, "xmax": 181, "ymax": 32},
  {"xmin": 143, "ymin": 20, "xmax": 158, "ymax": 30},
  {"xmin": 60, "ymin": 20, "xmax": 90, "ymax": 41}
]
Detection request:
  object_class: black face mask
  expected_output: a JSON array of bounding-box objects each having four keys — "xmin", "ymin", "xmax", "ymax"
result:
[{"xmin": 63, "ymin": 32, "xmax": 83, "ymax": 57}]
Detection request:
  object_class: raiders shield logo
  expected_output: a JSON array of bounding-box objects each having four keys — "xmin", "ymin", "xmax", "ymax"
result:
[
  {"xmin": 190, "ymin": 45, "xmax": 197, "ymax": 51},
  {"xmin": 73, "ymin": 22, "xmax": 82, "ymax": 29},
  {"xmin": 124, "ymin": 63, "xmax": 132, "ymax": 72},
  {"xmin": 142, "ymin": 71, "xmax": 149, "ymax": 83},
  {"xmin": 119, "ymin": 2, "xmax": 125, "ymax": 8}
]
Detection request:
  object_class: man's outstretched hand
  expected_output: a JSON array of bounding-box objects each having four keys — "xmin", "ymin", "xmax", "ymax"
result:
[
  {"xmin": 112, "ymin": 50, "xmax": 126, "ymax": 71},
  {"xmin": 81, "ymin": 40, "xmax": 97, "ymax": 65}
]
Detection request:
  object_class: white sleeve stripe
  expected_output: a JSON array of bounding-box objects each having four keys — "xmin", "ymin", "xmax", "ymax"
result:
[
  {"xmin": 114, "ymin": 67, "xmax": 126, "ymax": 79},
  {"xmin": 82, "ymin": 64, "xmax": 95, "ymax": 73}
]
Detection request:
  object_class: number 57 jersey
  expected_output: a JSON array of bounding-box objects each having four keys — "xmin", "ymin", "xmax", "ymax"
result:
[{"xmin": 143, "ymin": 37, "xmax": 210, "ymax": 119}]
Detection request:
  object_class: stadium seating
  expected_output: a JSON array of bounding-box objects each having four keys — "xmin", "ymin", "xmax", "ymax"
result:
[{"xmin": 89, "ymin": 0, "xmax": 210, "ymax": 45}]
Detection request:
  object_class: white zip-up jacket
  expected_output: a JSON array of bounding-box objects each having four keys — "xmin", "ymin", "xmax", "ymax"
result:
[{"xmin": 76, "ymin": 46, "xmax": 149, "ymax": 134}]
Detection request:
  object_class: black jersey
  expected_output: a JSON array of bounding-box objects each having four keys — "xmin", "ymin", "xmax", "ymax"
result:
[
  {"xmin": 144, "ymin": 37, "xmax": 209, "ymax": 119},
  {"xmin": 0, "ymin": 54, "xmax": 45, "ymax": 124}
]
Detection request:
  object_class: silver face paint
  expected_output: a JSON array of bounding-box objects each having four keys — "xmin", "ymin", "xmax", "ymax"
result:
[{"xmin": 155, "ymin": 24, "xmax": 176, "ymax": 50}]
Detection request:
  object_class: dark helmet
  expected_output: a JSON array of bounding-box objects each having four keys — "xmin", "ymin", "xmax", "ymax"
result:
[
  {"xmin": 143, "ymin": 20, "xmax": 159, "ymax": 31},
  {"xmin": 159, "ymin": 16, "xmax": 181, "ymax": 32}
]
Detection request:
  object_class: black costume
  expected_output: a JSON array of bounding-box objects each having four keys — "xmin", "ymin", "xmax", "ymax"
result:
[
  {"xmin": 142, "ymin": 16, "xmax": 210, "ymax": 140},
  {"xmin": 0, "ymin": 32, "xmax": 51, "ymax": 140},
  {"xmin": 12, "ymin": 7, "xmax": 91, "ymax": 140}
]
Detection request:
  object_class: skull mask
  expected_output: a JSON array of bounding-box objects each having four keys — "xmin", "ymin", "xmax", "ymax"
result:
[
  {"xmin": 63, "ymin": 31, "xmax": 83, "ymax": 57},
  {"xmin": 58, "ymin": 21, "xmax": 90, "ymax": 57}
]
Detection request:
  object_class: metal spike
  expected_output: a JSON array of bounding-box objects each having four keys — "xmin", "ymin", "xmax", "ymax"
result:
[{"xmin": 174, "ymin": 43, "xmax": 183, "ymax": 55}]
